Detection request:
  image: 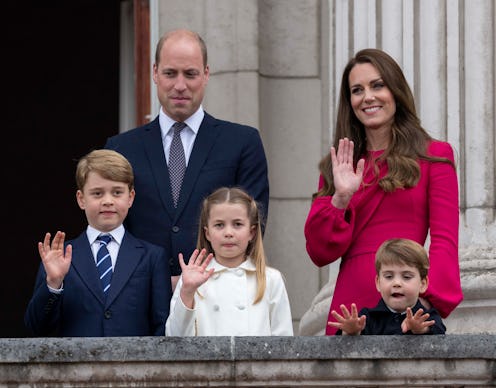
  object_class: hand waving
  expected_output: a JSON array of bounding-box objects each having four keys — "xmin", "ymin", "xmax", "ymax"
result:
[
  {"xmin": 401, "ymin": 307, "xmax": 435, "ymax": 334},
  {"xmin": 328, "ymin": 303, "xmax": 366, "ymax": 335},
  {"xmin": 38, "ymin": 231, "xmax": 72, "ymax": 289},
  {"xmin": 330, "ymin": 138, "xmax": 365, "ymax": 208},
  {"xmin": 178, "ymin": 248, "xmax": 214, "ymax": 308}
]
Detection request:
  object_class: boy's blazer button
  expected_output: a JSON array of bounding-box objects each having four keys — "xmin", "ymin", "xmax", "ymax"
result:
[
  {"xmin": 169, "ymin": 258, "xmax": 174, "ymax": 266},
  {"xmin": 104, "ymin": 310, "xmax": 112, "ymax": 319},
  {"xmin": 172, "ymin": 226, "xmax": 180, "ymax": 233}
]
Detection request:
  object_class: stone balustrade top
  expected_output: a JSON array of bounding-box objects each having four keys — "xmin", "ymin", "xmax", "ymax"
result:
[{"xmin": 1, "ymin": 335, "xmax": 494, "ymax": 387}]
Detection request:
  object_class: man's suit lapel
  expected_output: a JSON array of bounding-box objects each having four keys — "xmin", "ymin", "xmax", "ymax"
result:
[
  {"xmin": 142, "ymin": 118, "xmax": 176, "ymax": 218},
  {"xmin": 105, "ymin": 232, "xmax": 142, "ymax": 307},
  {"xmin": 175, "ymin": 113, "xmax": 220, "ymax": 217},
  {"xmin": 70, "ymin": 232, "xmax": 105, "ymax": 305}
]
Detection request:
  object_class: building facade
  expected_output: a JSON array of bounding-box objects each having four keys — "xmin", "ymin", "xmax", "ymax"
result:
[{"xmin": 134, "ymin": 0, "xmax": 496, "ymax": 334}]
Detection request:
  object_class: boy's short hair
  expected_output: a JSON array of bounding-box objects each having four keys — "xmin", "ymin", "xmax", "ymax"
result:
[
  {"xmin": 375, "ymin": 238, "xmax": 429, "ymax": 279},
  {"xmin": 75, "ymin": 149, "xmax": 134, "ymax": 191}
]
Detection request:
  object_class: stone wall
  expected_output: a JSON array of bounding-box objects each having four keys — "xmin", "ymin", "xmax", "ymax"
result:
[{"xmin": 1, "ymin": 335, "xmax": 494, "ymax": 386}]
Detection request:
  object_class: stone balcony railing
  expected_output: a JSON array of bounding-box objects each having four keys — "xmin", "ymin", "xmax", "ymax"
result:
[{"xmin": 0, "ymin": 335, "xmax": 494, "ymax": 387}]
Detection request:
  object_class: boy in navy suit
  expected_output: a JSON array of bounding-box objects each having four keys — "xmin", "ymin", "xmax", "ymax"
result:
[{"xmin": 25, "ymin": 149, "xmax": 172, "ymax": 336}]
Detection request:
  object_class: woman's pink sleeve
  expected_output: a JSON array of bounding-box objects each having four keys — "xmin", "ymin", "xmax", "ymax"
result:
[
  {"xmin": 423, "ymin": 141, "xmax": 463, "ymax": 317},
  {"xmin": 304, "ymin": 175, "xmax": 355, "ymax": 267}
]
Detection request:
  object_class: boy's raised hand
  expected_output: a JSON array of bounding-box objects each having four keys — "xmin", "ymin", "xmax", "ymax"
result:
[
  {"xmin": 38, "ymin": 231, "xmax": 72, "ymax": 289},
  {"xmin": 328, "ymin": 303, "xmax": 366, "ymax": 335},
  {"xmin": 178, "ymin": 248, "xmax": 214, "ymax": 309},
  {"xmin": 401, "ymin": 307, "xmax": 435, "ymax": 334}
]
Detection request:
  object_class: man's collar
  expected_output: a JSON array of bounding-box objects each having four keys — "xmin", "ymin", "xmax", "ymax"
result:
[{"xmin": 159, "ymin": 105, "xmax": 204, "ymax": 135}]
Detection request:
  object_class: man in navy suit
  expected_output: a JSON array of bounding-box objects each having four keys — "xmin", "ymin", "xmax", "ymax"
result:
[
  {"xmin": 25, "ymin": 150, "xmax": 171, "ymax": 336},
  {"xmin": 105, "ymin": 29, "xmax": 269, "ymax": 289}
]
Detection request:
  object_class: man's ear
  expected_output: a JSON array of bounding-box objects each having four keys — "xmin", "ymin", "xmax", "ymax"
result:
[
  {"xmin": 204, "ymin": 64, "xmax": 210, "ymax": 82},
  {"xmin": 152, "ymin": 63, "xmax": 159, "ymax": 84}
]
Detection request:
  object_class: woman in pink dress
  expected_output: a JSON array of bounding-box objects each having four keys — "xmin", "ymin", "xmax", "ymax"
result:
[{"xmin": 304, "ymin": 48, "xmax": 463, "ymax": 335}]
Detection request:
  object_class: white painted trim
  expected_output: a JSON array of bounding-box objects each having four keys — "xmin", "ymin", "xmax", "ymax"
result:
[
  {"xmin": 119, "ymin": 0, "xmax": 136, "ymax": 133},
  {"xmin": 149, "ymin": 0, "xmax": 160, "ymax": 121}
]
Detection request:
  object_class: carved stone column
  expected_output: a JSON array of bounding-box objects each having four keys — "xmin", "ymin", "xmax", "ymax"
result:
[{"xmin": 299, "ymin": 0, "xmax": 496, "ymax": 335}]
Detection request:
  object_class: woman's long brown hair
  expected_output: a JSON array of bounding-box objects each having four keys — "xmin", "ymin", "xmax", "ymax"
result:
[{"xmin": 314, "ymin": 48, "xmax": 454, "ymax": 199}]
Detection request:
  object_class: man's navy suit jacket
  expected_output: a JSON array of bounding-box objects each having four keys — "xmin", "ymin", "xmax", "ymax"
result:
[
  {"xmin": 25, "ymin": 231, "xmax": 171, "ymax": 337},
  {"xmin": 104, "ymin": 112, "xmax": 269, "ymax": 275}
]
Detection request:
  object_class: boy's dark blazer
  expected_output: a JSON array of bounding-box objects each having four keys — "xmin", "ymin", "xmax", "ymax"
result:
[
  {"xmin": 104, "ymin": 112, "xmax": 269, "ymax": 275},
  {"xmin": 25, "ymin": 231, "xmax": 171, "ymax": 337},
  {"xmin": 359, "ymin": 298, "xmax": 446, "ymax": 335}
]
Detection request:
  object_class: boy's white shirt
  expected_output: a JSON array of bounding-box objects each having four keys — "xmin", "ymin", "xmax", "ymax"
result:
[
  {"xmin": 87, "ymin": 224, "xmax": 125, "ymax": 269},
  {"xmin": 165, "ymin": 257, "xmax": 294, "ymax": 336}
]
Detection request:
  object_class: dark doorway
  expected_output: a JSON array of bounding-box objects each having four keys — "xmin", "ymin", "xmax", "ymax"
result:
[{"xmin": 3, "ymin": 3, "xmax": 120, "ymax": 337}]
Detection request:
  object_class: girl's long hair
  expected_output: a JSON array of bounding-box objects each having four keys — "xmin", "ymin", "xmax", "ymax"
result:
[
  {"xmin": 197, "ymin": 187, "xmax": 266, "ymax": 304},
  {"xmin": 314, "ymin": 48, "xmax": 454, "ymax": 199}
]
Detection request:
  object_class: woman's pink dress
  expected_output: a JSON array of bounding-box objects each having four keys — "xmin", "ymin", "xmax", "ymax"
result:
[{"xmin": 304, "ymin": 141, "xmax": 463, "ymax": 335}]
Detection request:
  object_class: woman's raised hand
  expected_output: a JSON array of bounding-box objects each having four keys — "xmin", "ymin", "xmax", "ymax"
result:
[{"xmin": 330, "ymin": 138, "xmax": 365, "ymax": 208}]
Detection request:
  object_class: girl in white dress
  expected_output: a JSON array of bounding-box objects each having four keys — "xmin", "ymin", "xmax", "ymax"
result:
[{"xmin": 166, "ymin": 187, "xmax": 293, "ymax": 336}]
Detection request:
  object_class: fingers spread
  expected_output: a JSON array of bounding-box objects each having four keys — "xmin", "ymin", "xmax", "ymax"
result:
[{"xmin": 65, "ymin": 244, "xmax": 73, "ymax": 261}]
